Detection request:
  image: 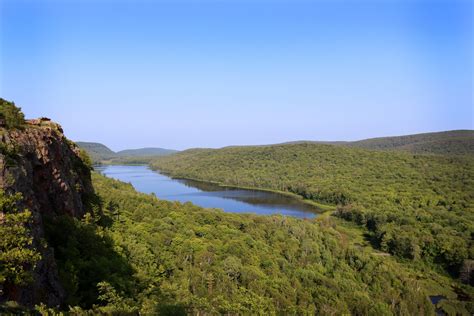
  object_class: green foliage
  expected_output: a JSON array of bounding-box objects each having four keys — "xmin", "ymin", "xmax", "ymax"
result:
[
  {"xmin": 1, "ymin": 300, "xmax": 29, "ymax": 314},
  {"xmin": 97, "ymin": 281, "xmax": 138, "ymax": 314},
  {"xmin": 59, "ymin": 173, "xmax": 442, "ymax": 314},
  {"xmin": 77, "ymin": 148, "xmax": 93, "ymax": 170},
  {"xmin": 103, "ymin": 155, "xmax": 169, "ymax": 165},
  {"xmin": 346, "ymin": 130, "xmax": 474, "ymax": 155},
  {"xmin": 43, "ymin": 214, "xmax": 136, "ymax": 308},
  {"xmin": 0, "ymin": 191, "xmax": 41, "ymax": 287},
  {"xmin": 273, "ymin": 130, "xmax": 474, "ymax": 155},
  {"xmin": 115, "ymin": 147, "xmax": 178, "ymax": 157},
  {"xmin": 75, "ymin": 142, "xmax": 116, "ymax": 163},
  {"xmin": 150, "ymin": 143, "xmax": 474, "ymax": 277},
  {"xmin": 0, "ymin": 142, "xmax": 19, "ymax": 167},
  {"xmin": 5, "ymin": 132, "xmax": 472, "ymax": 314},
  {"xmin": 0, "ymin": 98, "xmax": 25, "ymax": 129}
]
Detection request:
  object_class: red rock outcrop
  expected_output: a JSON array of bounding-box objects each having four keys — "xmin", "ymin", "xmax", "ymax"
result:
[{"xmin": 0, "ymin": 121, "xmax": 94, "ymax": 307}]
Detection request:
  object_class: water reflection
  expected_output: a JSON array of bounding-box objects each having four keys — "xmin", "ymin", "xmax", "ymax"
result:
[{"xmin": 96, "ymin": 165, "xmax": 319, "ymax": 219}]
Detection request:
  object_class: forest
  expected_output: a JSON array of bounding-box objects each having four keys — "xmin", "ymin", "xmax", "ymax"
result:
[
  {"xmin": 1, "ymin": 100, "xmax": 473, "ymax": 314},
  {"xmin": 150, "ymin": 142, "xmax": 474, "ymax": 308},
  {"xmin": 2, "ymin": 165, "xmax": 472, "ymax": 314},
  {"xmin": 343, "ymin": 130, "xmax": 474, "ymax": 155},
  {"xmin": 36, "ymin": 174, "xmax": 461, "ymax": 314}
]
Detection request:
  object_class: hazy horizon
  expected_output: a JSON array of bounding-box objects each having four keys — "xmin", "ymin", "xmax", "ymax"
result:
[
  {"xmin": 75, "ymin": 128, "xmax": 474, "ymax": 152},
  {"xmin": 1, "ymin": 0, "xmax": 472, "ymax": 151}
]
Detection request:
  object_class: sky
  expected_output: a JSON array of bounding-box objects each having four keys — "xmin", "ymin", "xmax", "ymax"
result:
[{"xmin": 0, "ymin": 0, "xmax": 472, "ymax": 151}]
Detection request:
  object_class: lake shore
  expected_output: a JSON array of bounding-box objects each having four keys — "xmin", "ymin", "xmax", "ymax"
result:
[
  {"xmin": 96, "ymin": 164, "xmax": 326, "ymax": 218},
  {"xmin": 150, "ymin": 168, "xmax": 336, "ymax": 213}
]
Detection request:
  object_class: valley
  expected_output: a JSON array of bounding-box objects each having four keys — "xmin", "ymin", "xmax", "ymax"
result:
[
  {"xmin": 2, "ymin": 0, "xmax": 472, "ymax": 314},
  {"xmin": 1, "ymin": 101, "xmax": 473, "ymax": 315}
]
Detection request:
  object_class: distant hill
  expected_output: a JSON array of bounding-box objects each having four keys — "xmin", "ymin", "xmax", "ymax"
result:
[
  {"xmin": 76, "ymin": 142, "xmax": 116, "ymax": 162},
  {"xmin": 279, "ymin": 130, "xmax": 474, "ymax": 155},
  {"xmin": 76, "ymin": 142, "xmax": 178, "ymax": 163},
  {"xmin": 116, "ymin": 147, "xmax": 178, "ymax": 157},
  {"xmin": 346, "ymin": 130, "xmax": 474, "ymax": 155}
]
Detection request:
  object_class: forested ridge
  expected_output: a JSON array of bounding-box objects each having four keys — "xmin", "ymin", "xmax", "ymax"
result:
[
  {"xmin": 37, "ymin": 174, "xmax": 450, "ymax": 314},
  {"xmin": 345, "ymin": 130, "xmax": 474, "ymax": 154},
  {"xmin": 2, "ymin": 147, "xmax": 474, "ymax": 314},
  {"xmin": 278, "ymin": 130, "xmax": 474, "ymax": 155},
  {"xmin": 3, "ymin": 155, "xmax": 473, "ymax": 315},
  {"xmin": 75, "ymin": 142, "xmax": 117, "ymax": 162},
  {"xmin": 1, "ymin": 100, "xmax": 473, "ymax": 314},
  {"xmin": 150, "ymin": 143, "xmax": 474, "ymax": 309},
  {"xmin": 76, "ymin": 141, "xmax": 177, "ymax": 164}
]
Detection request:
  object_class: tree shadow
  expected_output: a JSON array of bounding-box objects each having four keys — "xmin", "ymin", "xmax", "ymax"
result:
[{"xmin": 43, "ymin": 214, "xmax": 137, "ymax": 309}]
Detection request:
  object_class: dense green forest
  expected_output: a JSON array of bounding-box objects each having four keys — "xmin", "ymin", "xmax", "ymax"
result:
[
  {"xmin": 79, "ymin": 130, "xmax": 473, "ymax": 166},
  {"xmin": 345, "ymin": 130, "xmax": 474, "ymax": 155},
  {"xmin": 1, "ymin": 100, "xmax": 473, "ymax": 314},
  {"xmin": 116, "ymin": 147, "xmax": 178, "ymax": 157},
  {"xmin": 39, "ymin": 173, "xmax": 472, "ymax": 314},
  {"xmin": 0, "ymin": 192, "xmax": 40, "ymax": 290},
  {"xmin": 2, "ymin": 161, "xmax": 473, "ymax": 314},
  {"xmin": 280, "ymin": 130, "xmax": 474, "ymax": 155},
  {"xmin": 151, "ymin": 144, "xmax": 474, "ymax": 289}
]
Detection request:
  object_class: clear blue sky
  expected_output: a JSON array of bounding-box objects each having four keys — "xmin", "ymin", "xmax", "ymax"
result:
[{"xmin": 1, "ymin": 0, "xmax": 472, "ymax": 151}]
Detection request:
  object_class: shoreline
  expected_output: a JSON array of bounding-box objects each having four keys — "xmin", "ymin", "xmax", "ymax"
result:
[
  {"xmin": 95, "ymin": 162, "xmax": 336, "ymax": 216},
  {"xmin": 149, "ymin": 167, "xmax": 336, "ymax": 213}
]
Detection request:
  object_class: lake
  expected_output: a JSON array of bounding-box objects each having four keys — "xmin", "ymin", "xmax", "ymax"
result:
[{"xmin": 95, "ymin": 165, "xmax": 319, "ymax": 219}]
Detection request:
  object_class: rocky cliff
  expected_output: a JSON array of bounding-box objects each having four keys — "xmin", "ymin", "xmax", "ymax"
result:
[{"xmin": 0, "ymin": 120, "xmax": 94, "ymax": 307}]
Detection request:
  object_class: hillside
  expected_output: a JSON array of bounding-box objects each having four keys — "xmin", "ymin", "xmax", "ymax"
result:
[
  {"xmin": 76, "ymin": 142, "xmax": 116, "ymax": 162},
  {"xmin": 151, "ymin": 143, "xmax": 474, "ymax": 288},
  {"xmin": 87, "ymin": 173, "xmax": 441, "ymax": 314},
  {"xmin": 347, "ymin": 130, "xmax": 474, "ymax": 154},
  {"xmin": 0, "ymin": 102, "xmax": 444, "ymax": 314},
  {"xmin": 76, "ymin": 142, "xmax": 177, "ymax": 163},
  {"xmin": 280, "ymin": 130, "xmax": 474, "ymax": 155},
  {"xmin": 116, "ymin": 147, "xmax": 178, "ymax": 157},
  {"xmin": 2, "ymin": 102, "xmax": 473, "ymax": 314}
]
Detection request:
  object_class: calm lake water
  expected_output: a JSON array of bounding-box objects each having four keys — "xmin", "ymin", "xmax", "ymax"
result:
[{"xmin": 95, "ymin": 165, "xmax": 319, "ymax": 219}]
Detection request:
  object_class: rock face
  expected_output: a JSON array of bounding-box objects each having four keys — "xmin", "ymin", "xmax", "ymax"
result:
[{"xmin": 0, "ymin": 121, "xmax": 94, "ymax": 307}]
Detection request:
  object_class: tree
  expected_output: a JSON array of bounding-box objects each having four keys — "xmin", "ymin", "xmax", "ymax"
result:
[
  {"xmin": 0, "ymin": 99, "xmax": 25, "ymax": 129},
  {"xmin": 459, "ymin": 259, "xmax": 474, "ymax": 286},
  {"xmin": 0, "ymin": 192, "xmax": 40, "ymax": 290}
]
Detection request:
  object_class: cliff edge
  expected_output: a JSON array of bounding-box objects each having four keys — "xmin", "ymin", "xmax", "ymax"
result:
[{"xmin": 0, "ymin": 116, "xmax": 94, "ymax": 308}]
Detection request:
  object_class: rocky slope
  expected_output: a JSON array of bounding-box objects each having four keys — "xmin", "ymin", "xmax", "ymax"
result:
[{"xmin": 0, "ymin": 119, "xmax": 94, "ymax": 308}]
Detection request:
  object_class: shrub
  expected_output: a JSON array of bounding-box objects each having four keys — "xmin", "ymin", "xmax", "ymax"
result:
[{"xmin": 0, "ymin": 99, "xmax": 25, "ymax": 129}]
